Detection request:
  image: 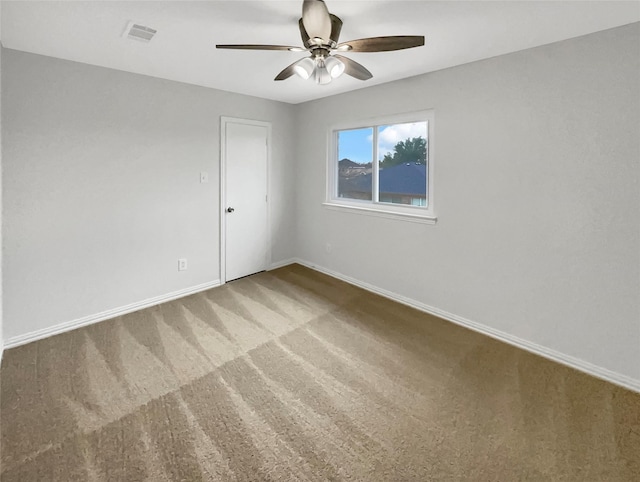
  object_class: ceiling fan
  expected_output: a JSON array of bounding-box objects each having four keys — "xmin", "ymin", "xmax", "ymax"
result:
[{"xmin": 216, "ymin": 0, "xmax": 425, "ymax": 85}]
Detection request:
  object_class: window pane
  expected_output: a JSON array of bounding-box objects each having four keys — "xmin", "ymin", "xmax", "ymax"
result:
[
  {"xmin": 377, "ymin": 122, "xmax": 428, "ymax": 206},
  {"xmin": 337, "ymin": 128, "xmax": 373, "ymax": 201}
]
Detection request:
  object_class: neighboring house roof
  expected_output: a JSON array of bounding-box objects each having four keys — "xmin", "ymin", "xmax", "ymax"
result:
[
  {"xmin": 339, "ymin": 158, "xmax": 360, "ymax": 168},
  {"xmin": 340, "ymin": 162, "xmax": 426, "ymax": 196}
]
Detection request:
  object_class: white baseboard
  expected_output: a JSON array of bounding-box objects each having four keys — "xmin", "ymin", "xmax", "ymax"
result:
[
  {"xmin": 4, "ymin": 279, "xmax": 221, "ymax": 350},
  {"xmin": 293, "ymin": 258, "xmax": 640, "ymax": 394},
  {"xmin": 268, "ymin": 258, "xmax": 298, "ymax": 270}
]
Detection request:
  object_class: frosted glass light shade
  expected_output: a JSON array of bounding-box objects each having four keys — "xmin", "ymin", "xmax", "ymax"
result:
[
  {"xmin": 324, "ymin": 56, "xmax": 345, "ymax": 78},
  {"xmin": 293, "ymin": 58, "xmax": 315, "ymax": 80},
  {"xmin": 314, "ymin": 63, "xmax": 332, "ymax": 85}
]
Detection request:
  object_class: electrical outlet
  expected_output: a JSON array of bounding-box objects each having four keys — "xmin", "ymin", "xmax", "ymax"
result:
[
  {"xmin": 178, "ymin": 258, "xmax": 188, "ymax": 271},
  {"xmin": 200, "ymin": 172, "xmax": 209, "ymax": 183},
  {"xmin": 325, "ymin": 243, "xmax": 332, "ymax": 254}
]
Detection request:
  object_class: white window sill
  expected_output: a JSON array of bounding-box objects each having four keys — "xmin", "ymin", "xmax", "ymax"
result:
[{"xmin": 322, "ymin": 202, "xmax": 437, "ymax": 225}]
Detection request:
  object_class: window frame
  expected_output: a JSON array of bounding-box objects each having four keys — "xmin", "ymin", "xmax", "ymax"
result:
[{"xmin": 324, "ymin": 110, "xmax": 436, "ymax": 224}]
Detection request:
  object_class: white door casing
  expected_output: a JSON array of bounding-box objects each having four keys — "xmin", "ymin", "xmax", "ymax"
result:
[{"xmin": 220, "ymin": 117, "xmax": 270, "ymax": 282}]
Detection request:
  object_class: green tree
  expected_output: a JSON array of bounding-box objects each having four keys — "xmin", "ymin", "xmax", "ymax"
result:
[{"xmin": 380, "ymin": 137, "xmax": 427, "ymax": 169}]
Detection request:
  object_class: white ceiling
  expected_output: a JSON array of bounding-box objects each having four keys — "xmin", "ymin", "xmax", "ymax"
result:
[{"xmin": 1, "ymin": 1, "xmax": 638, "ymax": 104}]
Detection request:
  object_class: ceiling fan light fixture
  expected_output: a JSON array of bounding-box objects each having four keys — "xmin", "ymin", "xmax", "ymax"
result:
[
  {"xmin": 324, "ymin": 56, "xmax": 344, "ymax": 78},
  {"xmin": 293, "ymin": 57, "xmax": 315, "ymax": 79}
]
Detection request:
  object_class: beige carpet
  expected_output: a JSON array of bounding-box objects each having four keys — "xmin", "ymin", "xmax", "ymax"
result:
[{"xmin": 1, "ymin": 264, "xmax": 639, "ymax": 481}]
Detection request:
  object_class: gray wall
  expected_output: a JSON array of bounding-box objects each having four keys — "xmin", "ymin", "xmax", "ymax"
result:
[
  {"xmin": 0, "ymin": 10, "xmax": 3, "ymax": 358},
  {"xmin": 2, "ymin": 49, "xmax": 296, "ymax": 341},
  {"xmin": 294, "ymin": 24, "xmax": 640, "ymax": 383}
]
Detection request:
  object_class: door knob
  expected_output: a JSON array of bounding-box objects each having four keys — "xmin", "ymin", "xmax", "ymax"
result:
[{"xmin": 226, "ymin": 207, "xmax": 235, "ymax": 213}]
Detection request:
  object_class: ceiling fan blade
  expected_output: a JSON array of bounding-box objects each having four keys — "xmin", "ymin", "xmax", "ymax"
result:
[
  {"xmin": 274, "ymin": 60, "xmax": 300, "ymax": 81},
  {"xmin": 216, "ymin": 44, "xmax": 303, "ymax": 51},
  {"xmin": 334, "ymin": 55, "xmax": 372, "ymax": 81},
  {"xmin": 298, "ymin": 18, "xmax": 310, "ymax": 46},
  {"xmin": 337, "ymin": 36, "xmax": 425, "ymax": 52},
  {"xmin": 302, "ymin": 0, "xmax": 332, "ymax": 41},
  {"xmin": 329, "ymin": 14, "xmax": 343, "ymax": 44}
]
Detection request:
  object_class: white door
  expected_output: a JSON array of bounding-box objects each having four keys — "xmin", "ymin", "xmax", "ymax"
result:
[{"xmin": 222, "ymin": 118, "xmax": 269, "ymax": 282}]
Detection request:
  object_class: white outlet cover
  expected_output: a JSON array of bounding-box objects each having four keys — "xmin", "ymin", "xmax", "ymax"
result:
[
  {"xmin": 200, "ymin": 172, "xmax": 208, "ymax": 183},
  {"xmin": 178, "ymin": 258, "xmax": 187, "ymax": 271}
]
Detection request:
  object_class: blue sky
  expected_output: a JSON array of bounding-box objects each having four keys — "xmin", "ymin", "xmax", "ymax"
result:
[
  {"xmin": 338, "ymin": 122, "xmax": 428, "ymax": 164},
  {"xmin": 338, "ymin": 128, "xmax": 373, "ymax": 164}
]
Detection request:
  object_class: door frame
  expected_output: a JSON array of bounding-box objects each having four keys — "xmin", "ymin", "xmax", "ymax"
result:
[{"xmin": 220, "ymin": 116, "xmax": 272, "ymax": 284}]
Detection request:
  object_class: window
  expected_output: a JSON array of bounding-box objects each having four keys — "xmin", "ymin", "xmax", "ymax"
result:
[{"xmin": 325, "ymin": 110, "xmax": 435, "ymax": 223}]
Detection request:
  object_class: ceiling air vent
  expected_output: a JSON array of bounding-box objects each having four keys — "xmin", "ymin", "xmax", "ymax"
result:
[{"xmin": 123, "ymin": 22, "xmax": 157, "ymax": 42}]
